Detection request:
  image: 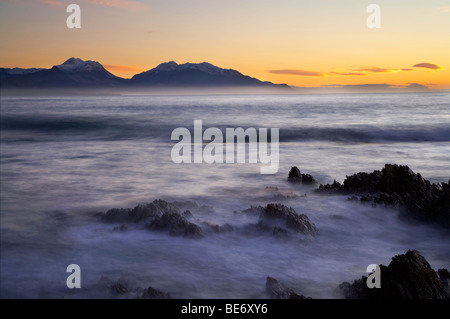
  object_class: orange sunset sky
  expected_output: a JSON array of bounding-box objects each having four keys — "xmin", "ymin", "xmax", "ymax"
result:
[{"xmin": 0, "ymin": 0, "xmax": 449, "ymax": 90}]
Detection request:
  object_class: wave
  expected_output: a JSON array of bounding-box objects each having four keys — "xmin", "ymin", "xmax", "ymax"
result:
[
  {"xmin": 2, "ymin": 115, "xmax": 450, "ymax": 143},
  {"xmin": 279, "ymin": 125, "xmax": 450, "ymax": 143}
]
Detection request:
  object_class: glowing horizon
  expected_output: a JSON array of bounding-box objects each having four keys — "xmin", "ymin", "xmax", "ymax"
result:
[{"xmin": 1, "ymin": 0, "xmax": 449, "ymax": 90}]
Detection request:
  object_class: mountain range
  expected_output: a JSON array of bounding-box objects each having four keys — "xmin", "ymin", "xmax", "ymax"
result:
[{"xmin": 0, "ymin": 58, "xmax": 289, "ymax": 89}]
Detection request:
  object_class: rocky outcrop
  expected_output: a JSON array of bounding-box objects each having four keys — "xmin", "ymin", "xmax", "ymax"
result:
[
  {"xmin": 337, "ymin": 250, "xmax": 448, "ymax": 299},
  {"xmin": 148, "ymin": 211, "xmax": 204, "ymax": 238},
  {"xmin": 288, "ymin": 167, "xmax": 316, "ymax": 184},
  {"xmin": 317, "ymin": 164, "xmax": 450, "ymax": 227},
  {"xmin": 265, "ymin": 277, "xmax": 311, "ymax": 299},
  {"xmin": 98, "ymin": 199, "xmax": 204, "ymax": 238},
  {"xmin": 242, "ymin": 203, "xmax": 318, "ymax": 237},
  {"xmin": 438, "ymin": 268, "xmax": 450, "ymax": 296}
]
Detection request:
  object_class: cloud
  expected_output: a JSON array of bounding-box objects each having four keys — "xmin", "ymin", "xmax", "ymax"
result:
[
  {"xmin": 268, "ymin": 69, "xmax": 326, "ymax": 77},
  {"xmin": 270, "ymin": 63, "xmax": 441, "ymax": 79},
  {"xmin": 413, "ymin": 63, "xmax": 442, "ymax": 70},
  {"xmin": 321, "ymin": 83, "xmax": 392, "ymax": 89},
  {"xmin": 104, "ymin": 64, "xmax": 145, "ymax": 73},
  {"xmin": 83, "ymin": 0, "xmax": 148, "ymax": 11},
  {"xmin": 329, "ymin": 71, "xmax": 367, "ymax": 76},
  {"xmin": 316, "ymin": 83, "xmax": 429, "ymax": 92},
  {"xmin": 0, "ymin": 0, "xmax": 66, "ymax": 5},
  {"xmin": 1, "ymin": 0, "xmax": 148, "ymax": 10},
  {"xmin": 355, "ymin": 66, "xmax": 404, "ymax": 73}
]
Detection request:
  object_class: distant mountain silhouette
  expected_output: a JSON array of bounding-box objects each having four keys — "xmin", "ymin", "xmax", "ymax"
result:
[
  {"xmin": 1, "ymin": 58, "xmax": 124, "ymax": 88},
  {"xmin": 0, "ymin": 58, "xmax": 289, "ymax": 89},
  {"xmin": 131, "ymin": 61, "xmax": 289, "ymax": 88}
]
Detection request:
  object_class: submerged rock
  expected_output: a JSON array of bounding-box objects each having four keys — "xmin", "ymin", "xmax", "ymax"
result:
[
  {"xmin": 337, "ymin": 250, "xmax": 448, "ymax": 299},
  {"xmin": 317, "ymin": 164, "xmax": 450, "ymax": 227},
  {"xmin": 288, "ymin": 166, "xmax": 316, "ymax": 184},
  {"xmin": 265, "ymin": 277, "xmax": 311, "ymax": 299}
]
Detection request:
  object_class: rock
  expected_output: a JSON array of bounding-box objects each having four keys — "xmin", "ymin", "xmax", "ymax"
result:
[
  {"xmin": 241, "ymin": 203, "xmax": 318, "ymax": 237},
  {"xmin": 129, "ymin": 199, "xmax": 180, "ymax": 223},
  {"xmin": 338, "ymin": 250, "xmax": 448, "ymax": 299},
  {"xmin": 113, "ymin": 223, "xmax": 128, "ymax": 231},
  {"xmin": 317, "ymin": 164, "xmax": 450, "ymax": 227},
  {"xmin": 96, "ymin": 276, "xmax": 172, "ymax": 298},
  {"xmin": 148, "ymin": 211, "xmax": 204, "ymax": 238},
  {"xmin": 318, "ymin": 180, "xmax": 342, "ymax": 192},
  {"xmin": 288, "ymin": 166, "xmax": 316, "ymax": 184},
  {"xmin": 265, "ymin": 277, "xmax": 311, "ymax": 299},
  {"xmin": 97, "ymin": 276, "xmax": 131, "ymax": 296},
  {"xmin": 262, "ymin": 203, "xmax": 319, "ymax": 236},
  {"xmin": 98, "ymin": 199, "xmax": 204, "ymax": 238},
  {"xmin": 110, "ymin": 282, "xmax": 129, "ymax": 294},
  {"xmin": 240, "ymin": 205, "xmax": 265, "ymax": 215},
  {"xmin": 203, "ymin": 222, "xmax": 233, "ymax": 233},
  {"xmin": 101, "ymin": 208, "xmax": 132, "ymax": 223},
  {"xmin": 437, "ymin": 268, "xmax": 450, "ymax": 296},
  {"xmin": 272, "ymin": 226, "xmax": 290, "ymax": 239},
  {"xmin": 141, "ymin": 286, "xmax": 172, "ymax": 299},
  {"xmin": 182, "ymin": 210, "xmax": 193, "ymax": 218}
]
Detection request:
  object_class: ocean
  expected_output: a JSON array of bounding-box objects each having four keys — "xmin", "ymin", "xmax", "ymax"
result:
[{"xmin": 1, "ymin": 92, "xmax": 449, "ymax": 298}]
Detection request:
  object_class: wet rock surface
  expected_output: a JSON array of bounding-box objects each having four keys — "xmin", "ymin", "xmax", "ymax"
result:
[
  {"xmin": 338, "ymin": 250, "xmax": 448, "ymax": 299},
  {"xmin": 317, "ymin": 164, "xmax": 450, "ymax": 227}
]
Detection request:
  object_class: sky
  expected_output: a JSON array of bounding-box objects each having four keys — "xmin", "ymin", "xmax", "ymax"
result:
[{"xmin": 0, "ymin": 0, "xmax": 449, "ymax": 90}]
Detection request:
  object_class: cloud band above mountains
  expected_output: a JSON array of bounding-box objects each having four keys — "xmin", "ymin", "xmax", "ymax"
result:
[{"xmin": 269, "ymin": 62, "xmax": 443, "ymax": 77}]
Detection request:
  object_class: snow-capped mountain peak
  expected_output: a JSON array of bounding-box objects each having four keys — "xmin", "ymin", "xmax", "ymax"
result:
[{"xmin": 55, "ymin": 57, "xmax": 104, "ymax": 73}]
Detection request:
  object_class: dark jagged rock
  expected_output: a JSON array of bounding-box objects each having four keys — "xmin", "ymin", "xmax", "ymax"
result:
[
  {"xmin": 98, "ymin": 199, "xmax": 204, "ymax": 238},
  {"xmin": 288, "ymin": 166, "xmax": 316, "ymax": 184},
  {"xmin": 338, "ymin": 250, "xmax": 448, "ymax": 299},
  {"xmin": 265, "ymin": 277, "xmax": 311, "ymax": 299},
  {"xmin": 318, "ymin": 179, "xmax": 342, "ymax": 192},
  {"xmin": 438, "ymin": 268, "xmax": 450, "ymax": 295},
  {"xmin": 97, "ymin": 276, "xmax": 132, "ymax": 296},
  {"xmin": 141, "ymin": 286, "xmax": 172, "ymax": 299},
  {"xmin": 240, "ymin": 205, "xmax": 265, "ymax": 215},
  {"xmin": 148, "ymin": 211, "xmax": 204, "ymax": 238},
  {"xmin": 262, "ymin": 203, "xmax": 319, "ymax": 236},
  {"xmin": 242, "ymin": 203, "xmax": 318, "ymax": 237},
  {"xmin": 111, "ymin": 282, "xmax": 129, "ymax": 294},
  {"xmin": 129, "ymin": 200, "xmax": 180, "ymax": 223},
  {"xmin": 101, "ymin": 208, "xmax": 132, "ymax": 223},
  {"xmin": 317, "ymin": 164, "xmax": 450, "ymax": 227}
]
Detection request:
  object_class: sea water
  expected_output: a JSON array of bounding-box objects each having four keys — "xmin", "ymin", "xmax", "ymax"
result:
[{"xmin": 1, "ymin": 93, "xmax": 449, "ymax": 298}]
